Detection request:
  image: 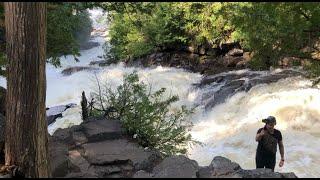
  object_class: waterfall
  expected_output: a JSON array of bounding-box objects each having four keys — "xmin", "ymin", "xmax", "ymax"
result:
[{"xmin": 0, "ymin": 8, "xmax": 319, "ymax": 178}]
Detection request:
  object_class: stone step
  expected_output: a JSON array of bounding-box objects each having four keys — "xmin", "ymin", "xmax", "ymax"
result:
[
  {"xmin": 82, "ymin": 119, "xmax": 124, "ymax": 143},
  {"xmin": 81, "ymin": 139, "xmax": 158, "ymax": 171}
]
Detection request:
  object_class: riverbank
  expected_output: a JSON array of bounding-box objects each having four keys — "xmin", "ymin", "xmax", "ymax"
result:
[{"xmin": 46, "ymin": 116, "xmax": 298, "ymax": 178}]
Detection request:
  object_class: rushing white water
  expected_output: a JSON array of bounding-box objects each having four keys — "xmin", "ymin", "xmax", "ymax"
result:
[
  {"xmin": 0, "ymin": 8, "xmax": 319, "ymax": 178},
  {"xmin": 188, "ymin": 75, "xmax": 320, "ymax": 178}
]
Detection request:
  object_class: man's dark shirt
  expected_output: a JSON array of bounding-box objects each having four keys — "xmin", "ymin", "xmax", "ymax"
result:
[{"xmin": 256, "ymin": 127, "xmax": 282, "ymax": 157}]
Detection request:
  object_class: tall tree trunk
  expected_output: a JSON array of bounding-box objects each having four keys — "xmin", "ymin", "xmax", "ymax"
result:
[{"xmin": 4, "ymin": 2, "xmax": 50, "ymax": 177}]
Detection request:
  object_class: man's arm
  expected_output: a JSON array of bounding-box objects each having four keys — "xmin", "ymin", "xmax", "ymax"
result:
[{"xmin": 279, "ymin": 140, "xmax": 284, "ymax": 160}]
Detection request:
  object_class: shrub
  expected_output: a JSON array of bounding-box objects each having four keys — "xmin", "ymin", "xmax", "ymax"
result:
[{"xmin": 89, "ymin": 71, "xmax": 195, "ymax": 156}]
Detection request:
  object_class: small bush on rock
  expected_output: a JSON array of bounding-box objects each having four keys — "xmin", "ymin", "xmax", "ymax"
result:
[{"xmin": 88, "ymin": 71, "xmax": 195, "ymax": 156}]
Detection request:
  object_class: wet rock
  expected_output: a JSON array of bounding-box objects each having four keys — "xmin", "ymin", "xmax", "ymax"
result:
[
  {"xmin": 46, "ymin": 103, "xmax": 77, "ymax": 125},
  {"xmin": 79, "ymin": 41, "xmax": 100, "ymax": 51},
  {"xmin": 89, "ymin": 60, "xmax": 109, "ymax": 66},
  {"xmin": 205, "ymin": 80, "xmax": 245, "ymax": 109},
  {"xmin": 152, "ymin": 155, "xmax": 199, "ymax": 178},
  {"xmin": 201, "ymin": 69, "xmax": 305, "ymax": 110},
  {"xmin": 61, "ymin": 66, "xmax": 99, "ymax": 76},
  {"xmin": 47, "ymin": 114, "xmax": 62, "ymax": 125}
]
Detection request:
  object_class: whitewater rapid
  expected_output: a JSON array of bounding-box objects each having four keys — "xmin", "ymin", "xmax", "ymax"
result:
[
  {"xmin": 188, "ymin": 75, "xmax": 320, "ymax": 178},
  {"xmin": 0, "ymin": 8, "xmax": 319, "ymax": 178}
]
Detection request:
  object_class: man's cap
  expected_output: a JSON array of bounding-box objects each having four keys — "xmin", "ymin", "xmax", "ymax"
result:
[{"xmin": 262, "ymin": 116, "xmax": 276, "ymax": 124}]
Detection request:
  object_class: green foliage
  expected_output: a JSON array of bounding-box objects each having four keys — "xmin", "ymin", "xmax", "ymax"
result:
[
  {"xmin": 47, "ymin": 3, "xmax": 92, "ymax": 67},
  {"xmin": 104, "ymin": 2, "xmax": 320, "ymax": 74},
  {"xmin": 0, "ymin": 3, "xmax": 93, "ymax": 69},
  {"xmin": 248, "ymin": 57, "xmax": 270, "ymax": 71},
  {"xmin": 90, "ymin": 71, "xmax": 195, "ymax": 156},
  {"xmin": 226, "ymin": 3, "xmax": 318, "ymax": 65},
  {"xmin": 105, "ymin": 2, "xmax": 238, "ymax": 60},
  {"xmin": 304, "ymin": 61, "xmax": 320, "ymax": 78},
  {"xmin": 108, "ymin": 3, "xmax": 186, "ymax": 60}
]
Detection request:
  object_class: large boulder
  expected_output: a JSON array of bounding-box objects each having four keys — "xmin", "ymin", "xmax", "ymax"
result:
[
  {"xmin": 209, "ymin": 156, "xmax": 241, "ymax": 176},
  {"xmin": 151, "ymin": 155, "xmax": 199, "ymax": 178},
  {"xmin": 198, "ymin": 156, "xmax": 241, "ymax": 178},
  {"xmin": 49, "ymin": 138, "xmax": 77, "ymax": 177},
  {"xmin": 81, "ymin": 139, "xmax": 158, "ymax": 172},
  {"xmin": 198, "ymin": 156, "xmax": 297, "ymax": 178},
  {"xmin": 82, "ymin": 119, "xmax": 123, "ymax": 142},
  {"xmin": 221, "ymin": 56, "xmax": 245, "ymax": 67}
]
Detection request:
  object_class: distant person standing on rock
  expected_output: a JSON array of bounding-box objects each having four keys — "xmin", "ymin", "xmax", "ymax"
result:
[{"xmin": 255, "ymin": 116, "xmax": 285, "ymax": 171}]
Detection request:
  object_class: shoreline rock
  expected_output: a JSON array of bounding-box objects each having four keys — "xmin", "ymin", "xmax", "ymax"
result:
[
  {"xmin": 48, "ymin": 116, "xmax": 298, "ymax": 178},
  {"xmin": 61, "ymin": 66, "xmax": 99, "ymax": 76},
  {"xmin": 46, "ymin": 103, "xmax": 77, "ymax": 126}
]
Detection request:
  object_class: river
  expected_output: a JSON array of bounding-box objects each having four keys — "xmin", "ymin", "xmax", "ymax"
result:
[{"xmin": 1, "ymin": 8, "xmax": 320, "ymax": 178}]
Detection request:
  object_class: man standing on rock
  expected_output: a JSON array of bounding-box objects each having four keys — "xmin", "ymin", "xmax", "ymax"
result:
[{"xmin": 255, "ymin": 116, "xmax": 285, "ymax": 171}]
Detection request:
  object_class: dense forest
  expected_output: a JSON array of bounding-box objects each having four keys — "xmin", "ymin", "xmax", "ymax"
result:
[{"xmin": 97, "ymin": 2, "xmax": 320, "ymax": 76}]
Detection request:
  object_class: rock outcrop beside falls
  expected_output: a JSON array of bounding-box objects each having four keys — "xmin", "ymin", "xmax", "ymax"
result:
[
  {"xmin": 61, "ymin": 66, "xmax": 99, "ymax": 76},
  {"xmin": 196, "ymin": 69, "xmax": 307, "ymax": 110},
  {"xmin": 46, "ymin": 103, "xmax": 77, "ymax": 125},
  {"xmin": 47, "ymin": 116, "xmax": 298, "ymax": 178}
]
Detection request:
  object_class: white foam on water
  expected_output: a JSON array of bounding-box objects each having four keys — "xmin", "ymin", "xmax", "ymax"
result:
[{"xmin": 188, "ymin": 76, "xmax": 320, "ymax": 178}]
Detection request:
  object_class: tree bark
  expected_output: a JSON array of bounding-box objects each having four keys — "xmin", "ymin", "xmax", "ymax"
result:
[{"xmin": 4, "ymin": 2, "xmax": 50, "ymax": 177}]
